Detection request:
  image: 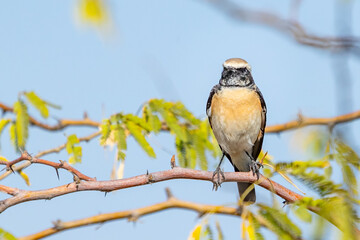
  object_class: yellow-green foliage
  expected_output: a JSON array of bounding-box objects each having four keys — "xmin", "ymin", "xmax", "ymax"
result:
[
  {"xmin": 66, "ymin": 134, "xmax": 82, "ymax": 164},
  {"xmin": 1, "ymin": 93, "xmax": 359, "ymax": 240},
  {"xmin": 99, "ymin": 99, "xmax": 221, "ymax": 170},
  {"xmin": 12, "ymin": 100, "xmax": 29, "ymax": 151},
  {"xmin": 0, "ymin": 228, "xmax": 17, "ymax": 240}
]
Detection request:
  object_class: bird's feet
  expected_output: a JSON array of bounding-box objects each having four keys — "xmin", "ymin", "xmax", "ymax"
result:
[
  {"xmin": 212, "ymin": 165, "xmax": 225, "ymax": 191},
  {"xmin": 246, "ymin": 151, "xmax": 263, "ymax": 180},
  {"xmin": 249, "ymin": 159, "xmax": 263, "ymax": 180}
]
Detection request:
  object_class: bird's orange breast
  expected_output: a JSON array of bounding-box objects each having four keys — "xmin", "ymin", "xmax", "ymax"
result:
[{"xmin": 211, "ymin": 87, "xmax": 262, "ymax": 130}]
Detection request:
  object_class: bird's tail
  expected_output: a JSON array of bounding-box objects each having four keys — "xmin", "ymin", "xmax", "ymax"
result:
[{"xmin": 234, "ymin": 166, "xmax": 256, "ymax": 203}]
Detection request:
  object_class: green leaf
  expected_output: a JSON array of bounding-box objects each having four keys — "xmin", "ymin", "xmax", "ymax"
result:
[
  {"xmin": 24, "ymin": 91, "xmax": 49, "ymax": 118},
  {"xmin": 334, "ymin": 139, "xmax": 359, "ymax": 195},
  {"xmin": 335, "ymin": 139, "xmax": 360, "ymax": 169},
  {"xmin": 258, "ymin": 204, "xmax": 302, "ymax": 240},
  {"xmin": 160, "ymin": 110, "xmax": 187, "ymax": 141},
  {"xmin": 292, "ymin": 170, "xmax": 340, "ymax": 196},
  {"xmin": 0, "ymin": 119, "xmax": 11, "ymax": 136},
  {"xmin": 100, "ymin": 119, "xmax": 111, "ymax": 145},
  {"xmin": 293, "ymin": 205, "xmax": 312, "ymax": 223},
  {"xmin": 0, "ymin": 228, "xmax": 17, "ymax": 240},
  {"xmin": 143, "ymin": 106, "xmax": 162, "ymax": 133},
  {"xmin": 247, "ymin": 214, "xmax": 264, "ymax": 240},
  {"xmin": 176, "ymin": 137, "xmax": 187, "ymax": 167},
  {"xmin": 202, "ymin": 224, "xmax": 213, "ymax": 240},
  {"xmin": 66, "ymin": 134, "xmax": 82, "ymax": 164},
  {"xmin": 188, "ymin": 224, "xmax": 202, "ymax": 240},
  {"xmin": 113, "ymin": 124, "xmax": 127, "ymax": 150},
  {"xmin": 9, "ymin": 122, "xmax": 17, "ymax": 149},
  {"xmin": 215, "ymin": 221, "xmax": 224, "ymax": 240},
  {"xmin": 126, "ymin": 121, "xmax": 155, "ymax": 158},
  {"xmin": 125, "ymin": 114, "xmax": 151, "ymax": 132},
  {"xmin": 194, "ymin": 136, "xmax": 207, "ymax": 170},
  {"xmin": 19, "ymin": 170, "xmax": 31, "ymax": 186},
  {"xmin": 171, "ymin": 102, "xmax": 201, "ymax": 125},
  {"xmin": 13, "ymin": 100, "xmax": 29, "ymax": 150},
  {"xmin": 187, "ymin": 146, "xmax": 197, "ymax": 169},
  {"xmin": 117, "ymin": 150, "xmax": 126, "ymax": 160},
  {"xmin": 276, "ymin": 160, "xmax": 339, "ymax": 196}
]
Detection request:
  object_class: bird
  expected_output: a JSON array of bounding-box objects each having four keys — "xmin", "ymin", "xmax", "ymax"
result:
[{"xmin": 206, "ymin": 58, "xmax": 267, "ymax": 203}]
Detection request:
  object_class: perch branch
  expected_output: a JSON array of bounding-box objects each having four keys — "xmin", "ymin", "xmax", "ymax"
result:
[{"xmin": 0, "ymin": 166, "xmax": 302, "ymax": 213}]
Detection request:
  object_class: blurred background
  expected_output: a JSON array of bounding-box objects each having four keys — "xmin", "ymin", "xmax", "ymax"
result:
[{"xmin": 0, "ymin": 0, "xmax": 359, "ymax": 239}]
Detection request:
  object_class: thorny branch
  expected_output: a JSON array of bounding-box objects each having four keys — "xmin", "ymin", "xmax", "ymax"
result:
[
  {"xmin": 205, "ymin": 0, "xmax": 360, "ymax": 55},
  {"xmin": 0, "ymin": 162, "xmax": 301, "ymax": 214},
  {"xmin": 18, "ymin": 189, "xmax": 243, "ymax": 240},
  {"xmin": 0, "ymin": 131, "xmax": 101, "ymax": 181},
  {"xmin": 0, "ymin": 152, "xmax": 95, "ymax": 182}
]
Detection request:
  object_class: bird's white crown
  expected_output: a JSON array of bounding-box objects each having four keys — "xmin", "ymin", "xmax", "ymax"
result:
[{"xmin": 223, "ymin": 58, "xmax": 251, "ymax": 71}]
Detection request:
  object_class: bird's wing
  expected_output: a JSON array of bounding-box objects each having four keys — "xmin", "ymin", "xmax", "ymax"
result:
[
  {"xmin": 206, "ymin": 84, "xmax": 231, "ymax": 158},
  {"xmin": 251, "ymin": 86, "xmax": 267, "ymax": 160},
  {"xmin": 206, "ymin": 84, "xmax": 221, "ymax": 121}
]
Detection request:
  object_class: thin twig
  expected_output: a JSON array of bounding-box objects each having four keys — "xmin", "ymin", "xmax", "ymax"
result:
[
  {"xmin": 205, "ymin": 0, "xmax": 360, "ymax": 55},
  {"xmin": 265, "ymin": 110, "xmax": 360, "ymax": 133},
  {"xmin": 0, "ymin": 152, "xmax": 95, "ymax": 182},
  {"xmin": 0, "ymin": 131, "xmax": 101, "ymax": 181}
]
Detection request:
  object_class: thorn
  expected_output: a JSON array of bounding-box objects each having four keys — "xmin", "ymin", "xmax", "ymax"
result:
[
  {"xmin": 52, "ymin": 220, "xmax": 64, "ymax": 230},
  {"xmin": 104, "ymin": 191, "xmax": 108, "ymax": 197},
  {"xmin": 55, "ymin": 168, "xmax": 60, "ymax": 180},
  {"xmin": 83, "ymin": 112, "xmax": 88, "ymax": 119},
  {"xmin": 198, "ymin": 211, "xmax": 206, "ymax": 218},
  {"xmin": 59, "ymin": 160, "xmax": 64, "ymax": 167},
  {"xmin": 328, "ymin": 122, "xmax": 335, "ymax": 133},
  {"xmin": 297, "ymin": 111, "xmax": 304, "ymax": 124},
  {"xmin": 146, "ymin": 170, "xmax": 149, "ymax": 175},
  {"xmin": 73, "ymin": 175, "xmax": 81, "ymax": 190},
  {"xmin": 147, "ymin": 173, "xmax": 155, "ymax": 183},
  {"xmin": 165, "ymin": 188, "xmax": 174, "ymax": 200},
  {"xmin": 95, "ymin": 222, "xmax": 105, "ymax": 230},
  {"xmin": 24, "ymin": 151, "xmax": 32, "ymax": 161},
  {"xmin": 128, "ymin": 213, "xmax": 139, "ymax": 222},
  {"xmin": 282, "ymin": 200, "xmax": 289, "ymax": 207},
  {"xmin": 8, "ymin": 165, "xmax": 15, "ymax": 174},
  {"xmin": 235, "ymin": 205, "xmax": 244, "ymax": 215},
  {"xmin": 170, "ymin": 155, "xmax": 176, "ymax": 169}
]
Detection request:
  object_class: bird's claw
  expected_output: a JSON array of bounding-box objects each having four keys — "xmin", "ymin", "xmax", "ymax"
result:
[
  {"xmin": 245, "ymin": 151, "xmax": 262, "ymax": 180},
  {"xmin": 249, "ymin": 159, "xmax": 262, "ymax": 180},
  {"xmin": 212, "ymin": 166, "xmax": 225, "ymax": 191}
]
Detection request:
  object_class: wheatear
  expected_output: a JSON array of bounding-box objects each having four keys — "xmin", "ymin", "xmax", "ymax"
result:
[{"xmin": 206, "ymin": 58, "xmax": 267, "ymax": 203}]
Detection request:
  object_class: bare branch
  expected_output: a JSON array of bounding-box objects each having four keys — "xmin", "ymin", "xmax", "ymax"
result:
[
  {"xmin": 266, "ymin": 110, "xmax": 360, "ymax": 133},
  {"xmin": 205, "ymin": 0, "xmax": 360, "ymax": 55},
  {"xmin": 19, "ymin": 194, "xmax": 241, "ymax": 240}
]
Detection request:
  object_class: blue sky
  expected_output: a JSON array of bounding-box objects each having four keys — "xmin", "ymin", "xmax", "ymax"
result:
[{"xmin": 0, "ymin": 0, "xmax": 359, "ymax": 239}]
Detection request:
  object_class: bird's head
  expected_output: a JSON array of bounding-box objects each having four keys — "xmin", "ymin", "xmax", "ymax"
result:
[{"xmin": 219, "ymin": 58, "xmax": 254, "ymax": 87}]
